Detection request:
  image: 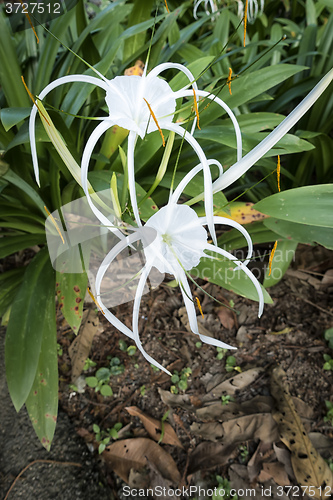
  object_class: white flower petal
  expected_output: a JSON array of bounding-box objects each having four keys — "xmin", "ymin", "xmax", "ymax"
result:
[
  {"xmin": 205, "ymin": 242, "xmax": 264, "ymax": 317},
  {"xmin": 127, "ymin": 131, "xmax": 141, "ymax": 226},
  {"xmin": 29, "ymin": 75, "xmax": 110, "ymax": 186},
  {"xmin": 132, "ymin": 264, "xmax": 171, "ymax": 375}
]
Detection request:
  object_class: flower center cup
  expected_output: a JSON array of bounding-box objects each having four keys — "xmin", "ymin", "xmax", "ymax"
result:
[{"xmin": 143, "ymin": 204, "xmax": 207, "ymax": 276}]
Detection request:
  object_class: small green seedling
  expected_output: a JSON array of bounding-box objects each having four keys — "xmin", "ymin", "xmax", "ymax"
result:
[
  {"xmin": 119, "ymin": 339, "xmax": 128, "ymax": 351},
  {"xmin": 213, "ymin": 476, "xmax": 238, "ymax": 500},
  {"xmin": 83, "ymin": 357, "xmax": 97, "ymax": 370},
  {"xmin": 150, "ymin": 363, "xmax": 160, "ymax": 372},
  {"xmin": 195, "ymin": 341, "xmax": 202, "ymax": 349},
  {"xmin": 239, "ymin": 444, "xmax": 249, "ymax": 462},
  {"xmin": 216, "ymin": 347, "xmax": 227, "ymax": 360},
  {"xmin": 323, "ymin": 354, "xmax": 333, "ymax": 371},
  {"xmin": 93, "ymin": 422, "xmax": 123, "ymax": 453},
  {"xmin": 57, "ymin": 343, "xmax": 63, "ymax": 356},
  {"xmin": 324, "ymin": 401, "xmax": 333, "ymax": 426},
  {"xmin": 324, "ymin": 328, "xmax": 333, "ymax": 350},
  {"xmin": 221, "ymin": 394, "xmax": 234, "ymax": 406},
  {"xmin": 226, "ymin": 355, "xmax": 242, "ymax": 373},
  {"xmin": 109, "ymin": 356, "xmax": 125, "ymax": 375},
  {"xmin": 86, "ymin": 366, "xmax": 113, "ymax": 396},
  {"xmin": 127, "ymin": 345, "xmax": 137, "ymax": 356},
  {"xmin": 140, "ymin": 385, "xmax": 146, "ymax": 396},
  {"xmin": 170, "ymin": 367, "xmax": 192, "ymax": 394}
]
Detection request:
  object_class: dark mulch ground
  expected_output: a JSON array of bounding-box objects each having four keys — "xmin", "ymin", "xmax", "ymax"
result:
[{"xmin": 1, "ymin": 244, "xmax": 333, "ymax": 500}]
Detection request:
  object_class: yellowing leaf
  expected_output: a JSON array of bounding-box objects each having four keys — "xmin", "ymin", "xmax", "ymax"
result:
[{"xmin": 216, "ymin": 202, "xmax": 269, "ymax": 225}]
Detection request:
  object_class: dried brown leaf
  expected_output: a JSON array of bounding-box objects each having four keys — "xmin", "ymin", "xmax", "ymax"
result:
[
  {"xmin": 258, "ymin": 462, "xmax": 290, "ymax": 486},
  {"xmin": 309, "ymin": 433, "xmax": 333, "ymax": 457},
  {"xmin": 191, "ymin": 412, "xmax": 278, "ymax": 444},
  {"xmin": 188, "ymin": 441, "xmax": 238, "ymax": 474},
  {"xmin": 125, "ymin": 406, "xmax": 183, "ymax": 448},
  {"xmin": 247, "ymin": 441, "xmax": 274, "ymax": 482},
  {"xmin": 203, "ymin": 368, "xmax": 264, "ymax": 401},
  {"xmin": 68, "ymin": 308, "xmax": 100, "ymax": 381},
  {"xmin": 103, "ymin": 438, "xmax": 181, "ymax": 484},
  {"xmin": 197, "ymin": 396, "xmax": 273, "ymax": 421},
  {"xmin": 217, "ymin": 306, "xmax": 235, "ymax": 330},
  {"xmin": 158, "ymin": 388, "xmax": 193, "ymax": 410},
  {"xmin": 270, "ymin": 367, "xmax": 333, "ymax": 499},
  {"xmin": 229, "ymin": 465, "xmax": 289, "ymax": 500}
]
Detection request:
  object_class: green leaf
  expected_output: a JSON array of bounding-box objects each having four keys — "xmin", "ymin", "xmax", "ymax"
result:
[
  {"xmin": 219, "ymin": 221, "xmax": 279, "ymax": 252},
  {"xmin": 254, "ymin": 185, "xmax": 333, "ymax": 228},
  {"xmin": 5, "ymin": 247, "xmax": 55, "ymax": 412},
  {"xmin": 264, "ymin": 218, "xmax": 333, "ymax": 250},
  {"xmin": 0, "ymin": 108, "xmax": 31, "ymax": 132},
  {"xmin": 0, "ymin": 234, "xmax": 46, "ymax": 259},
  {"xmin": 86, "ymin": 376, "xmax": 98, "ymax": 388},
  {"xmin": 56, "ymin": 270, "xmax": 88, "ymax": 334},
  {"xmin": 25, "ymin": 294, "xmax": 58, "ymax": 451},
  {"xmin": 0, "ymin": 268, "xmax": 25, "ymax": 318},
  {"xmin": 2, "ymin": 168, "xmax": 46, "ymax": 215},
  {"xmin": 193, "ymin": 251, "xmax": 273, "ymax": 304},
  {"xmin": 100, "ymin": 385, "xmax": 113, "ymax": 397},
  {"xmin": 263, "ymin": 240, "xmax": 298, "ymax": 288}
]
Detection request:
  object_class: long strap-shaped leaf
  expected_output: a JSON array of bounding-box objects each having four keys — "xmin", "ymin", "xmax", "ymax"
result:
[{"xmin": 5, "ymin": 247, "xmax": 56, "ymax": 412}]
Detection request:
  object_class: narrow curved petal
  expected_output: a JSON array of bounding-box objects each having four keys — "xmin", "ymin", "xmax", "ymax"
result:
[
  {"xmin": 163, "ymin": 123, "xmax": 217, "ymax": 246},
  {"xmin": 172, "ymin": 89, "xmax": 243, "ymax": 162},
  {"xmin": 170, "ymin": 160, "xmax": 223, "ymax": 204},
  {"xmin": 178, "ymin": 267, "xmax": 235, "ymax": 348},
  {"xmin": 199, "ymin": 215, "xmax": 253, "ymax": 266},
  {"xmin": 127, "ymin": 131, "xmax": 142, "ymax": 226},
  {"xmin": 132, "ymin": 264, "xmax": 171, "ymax": 375},
  {"xmin": 148, "ymin": 63, "xmax": 199, "ymax": 134},
  {"xmin": 80, "ymin": 120, "xmax": 126, "ymax": 238},
  {"xmin": 213, "ymin": 68, "xmax": 333, "ymax": 192},
  {"xmin": 205, "ymin": 242, "xmax": 264, "ymax": 317},
  {"xmin": 95, "ymin": 231, "xmax": 142, "ymax": 340},
  {"xmin": 29, "ymin": 75, "xmax": 110, "ymax": 186}
]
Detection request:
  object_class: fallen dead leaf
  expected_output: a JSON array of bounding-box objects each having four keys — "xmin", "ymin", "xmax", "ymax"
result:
[
  {"xmin": 103, "ymin": 438, "xmax": 181, "ymax": 484},
  {"xmin": 68, "ymin": 308, "xmax": 100, "ymax": 382},
  {"xmin": 217, "ymin": 306, "xmax": 235, "ymax": 330},
  {"xmin": 229, "ymin": 464, "xmax": 289, "ymax": 500},
  {"xmin": 188, "ymin": 441, "xmax": 238, "ymax": 474},
  {"xmin": 125, "ymin": 406, "xmax": 183, "ymax": 448},
  {"xmin": 309, "ymin": 432, "xmax": 333, "ymax": 457},
  {"xmin": 270, "ymin": 367, "xmax": 333, "ymax": 499},
  {"xmin": 197, "ymin": 396, "xmax": 273, "ymax": 421},
  {"xmin": 258, "ymin": 462, "xmax": 290, "ymax": 486},
  {"xmin": 158, "ymin": 388, "xmax": 193, "ymax": 411},
  {"xmin": 191, "ymin": 412, "xmax": 278, "ymax": 444},
  {"xmin": 203, "ymin": 368, "xmax": 264, "ymax": 401},
  {"xmin": 247, "ymin": 441, "xmax": 274, "ymax": 482}
]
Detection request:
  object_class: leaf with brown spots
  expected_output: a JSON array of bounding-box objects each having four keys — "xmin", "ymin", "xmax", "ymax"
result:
[
  {"xmin": 56, "ymin": 269, "xmax": 87, "ymax": 334},
  {"xmin": 270, "ymin": 367, "xmax": 333, "ymax": 499},
  {"xmin": 68, "ymin": 309, "xmax": 100, "ymax": 382},
  {"xmin": 125, "ymin": 406, "xmax": 183, "ymax": 448},
  {"xmin": 102, "ymin": 438, "xmax": 181, "ymax": 484}
]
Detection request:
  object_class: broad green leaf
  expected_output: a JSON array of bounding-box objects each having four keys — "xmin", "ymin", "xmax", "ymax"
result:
[
  {"xmin": 0, "ymin": 13, "xmax": 30, "ymax": 108},
  {"xmin": 254, "ymin": 185, "xmax": 333, "ymax": 228},
  {"xmin": 0, "ymin": 268, "xmax": 25, "ymax": 318},
  {"xmin": 193, "ymin": 252, "xmax": 273, "ymax": 304},
  {"xmin": 5, "ymin": 247, "xmax": 55, "ymax": 411},
  {"xmin": 5, "ymin": 121, "xmax": 50, "ymax": 152},
  {"xmin": 218, "ymin": 221, "xmax": 280, "ymax": 252},
  {"xmin": 264, "ymin": 218, "xmax": 333, "ymax": 250},
  {"xmin": 0, "ymin": 234, "xmax": 46, "ymax": 259},
  {"xmin": 0, "ymin": 108, "xmax": 31, "ymax": 132},
  {"xmin": 263, "ymin": 240, "xmax": 298, "ymax": 288},
  {"xmin": 56, "ymin": 270, "xmax": 88, "ymax": 334},
  {"xmin": 123, "ymin": 0, "xmax": 155, "ymax": 61},
  {"xmin": 2, "ymin": 168, "xmax": 46, "ymax": 215},
  {"xmin": 25, "ymin": 294, "xmax": 58, "ymax": 451}
]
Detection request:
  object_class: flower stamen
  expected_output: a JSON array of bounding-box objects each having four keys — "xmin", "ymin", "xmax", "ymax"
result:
[
  {"xmin": 227, "ymin": 67, "xmax": 233, "ymax": 95},
  {"xmin": 164, "ymin": 0, "xmax": 170, "ymax": 13},
  {"xmin": 277, "ymin": 155, "xmax": 281, "ymax": 192},
  {"xmin": 192, "ymin": 88, "xmax": 201, "ymax": 130},
  {"xmin": 18, "ymin": 0, "xmax": 39, "ymax": 43},
  {"xmin": 195, "ymin": 296, "xmax": 204, "ymax": 319},
  {"xmin": 143, "ymin": 97, "xmax": 165, "ymax": 147},
  {"xmin": 87, "ymin": 287, "xmax": 105, "ymax": 316},
  {"xmin": 44, "ymin": 206, "xmax": 65, "ymax": 244},
  {"xmin": 21, "ymin": 76, "xmax": 50, "ymax": 125},
  {"xmin": 243, "ymin": 0, "xmax": 249, "ymax": 47},
  {"xmin": 268, "ymin": 241, "xmax": 278, "ymax": 276}
]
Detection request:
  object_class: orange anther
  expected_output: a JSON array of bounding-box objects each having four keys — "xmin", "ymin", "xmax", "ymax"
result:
[
  {"xmin": 277, "ymin": 155, "xmax": 281, "ymax": 192},
  {"xmin": 18, "ymin": 0, "xmax": 39, "ymax": 43},
  {"xmin": 195, "ymin": 296, "xmax": 204, "ymax": 319},
  {"xmin": 268, "ymin": 241, "xmax": 278, "ymax": 276},
  {"xmin": 44, "ymin": 206, "xmax": 65, "ymax": 244},
  {"xmin": 143, "ymin": 98, "xmax": 165, "ymax": 147},
  {"xmin": 227, "ymin": 67, "xmax": 233, "ymax": 95},
  {"xmin": 243, "ymin": 0, "xmax": 249, "ymax": 47},
  {"xmin": 87, "ymin": 287, "xmax": 105, "ymax": 316},
  {"xmin": 192, "ymin": 88, "xmax": 201, "ymax": 130}
]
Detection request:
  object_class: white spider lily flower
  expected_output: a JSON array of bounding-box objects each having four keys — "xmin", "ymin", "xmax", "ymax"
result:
[
  {"xmin": 237, "ymin": 0, "xmax": 264, "ymax": 24},
  {"xmin": 29, "ymin": 63, "xmax": 243, "ymax": 246},
  {"xmin": 193, "ymin": 0, "xmax": 218, "ymax": 19},
  {"xmin": 94, "ymin": 162, "xmax": 263, "ymax": 375}
]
